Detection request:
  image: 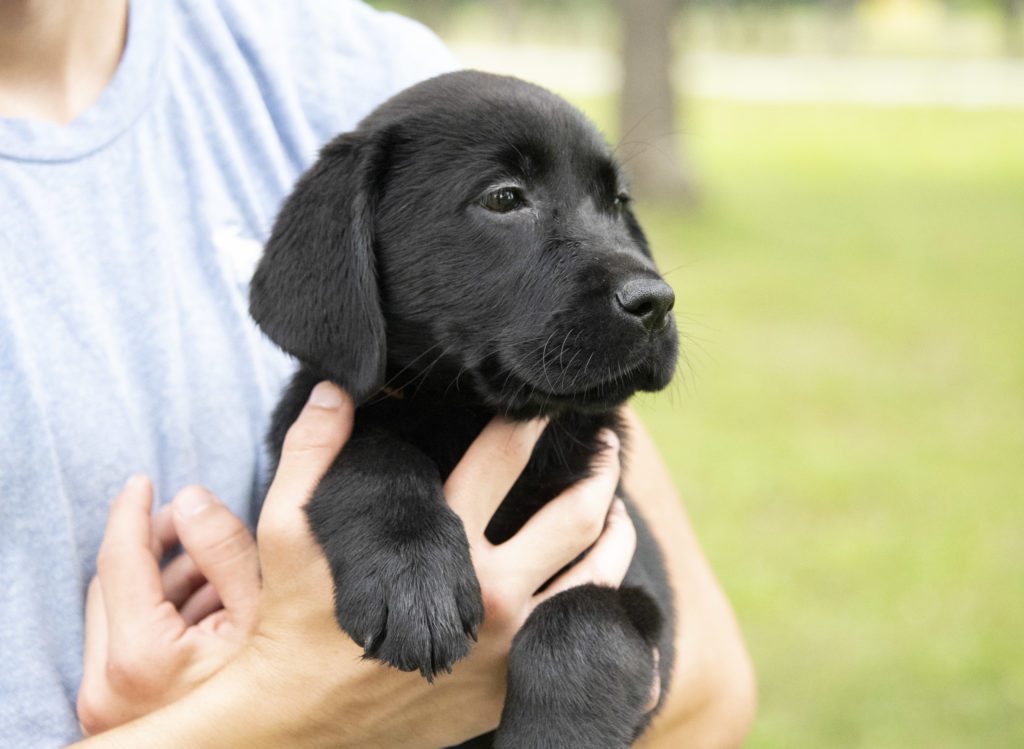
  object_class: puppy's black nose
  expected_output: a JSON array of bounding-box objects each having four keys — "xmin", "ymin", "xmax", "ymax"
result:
[{"xmin": 615, "ymin": 278, "xmax": 675, "ymax": 332}]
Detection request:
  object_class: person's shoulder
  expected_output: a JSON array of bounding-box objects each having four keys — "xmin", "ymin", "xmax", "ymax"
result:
[{"xmin": 195, "ymin": 0, "xmax": 459, "ymax": 137}]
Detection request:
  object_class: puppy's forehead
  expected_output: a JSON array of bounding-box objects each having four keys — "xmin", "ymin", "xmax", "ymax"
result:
[{"xmin": 368, "ymin": 70, "xmax": 612, "ymax": 174}]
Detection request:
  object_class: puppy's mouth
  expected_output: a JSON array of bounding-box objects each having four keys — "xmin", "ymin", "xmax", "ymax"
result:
[
  {"xmin": 530, "ymin": 370, "xmax": 646, "ymax": 408},
  {"xmin": 474, "ymin": 352, "xmax": 672, "ymax": 416}
]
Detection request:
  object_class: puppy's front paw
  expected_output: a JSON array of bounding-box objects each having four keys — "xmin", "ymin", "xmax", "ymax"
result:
[
  {"xmin": 496, "ymin": 585, "xmax": 661, "ymax": 749},
  {"xmin": 325, "ymin": 508, "xmax": 484, "ymax": 679}
]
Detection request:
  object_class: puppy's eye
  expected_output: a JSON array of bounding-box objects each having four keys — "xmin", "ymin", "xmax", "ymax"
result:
[
  {"xmin": 614, "ymin": 192, "xmax": 631, "ymax": 209},
  {"xmin": 483, "ymin": 186, "xmax": 527, "ymax": 213}
]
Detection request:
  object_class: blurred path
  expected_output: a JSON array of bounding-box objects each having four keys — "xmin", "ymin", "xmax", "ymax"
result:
[{"xmin": 452, "ymin": 43, "xmax": 1024, "ymax": 108}]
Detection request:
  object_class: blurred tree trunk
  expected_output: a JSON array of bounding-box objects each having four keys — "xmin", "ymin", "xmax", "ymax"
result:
[
  {"xmin": 410, "ymin": 0, "xmax": 454, "ymax": 36},
  {"xmin": 496, "ymin": 0, "xmax": 523, "ymax": 42},
  {"xmin": 1004, "ymin": 0, "xmax": 1024, "ymax": 57},
  {"xmin": 824, "ymin": 0, "xmax": 858, "ymax": 54},
  {"xmin": 616, "ymin": 0, "xmax": 695, "ymax": 203}
]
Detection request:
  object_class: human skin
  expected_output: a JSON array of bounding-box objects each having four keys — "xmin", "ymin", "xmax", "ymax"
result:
[{"xmin": 0, "ymin": 0, "xmax": 128, "ymax": 123}]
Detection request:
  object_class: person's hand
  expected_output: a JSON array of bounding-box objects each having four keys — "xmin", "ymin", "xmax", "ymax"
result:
[
  {"xmin": 75, "ymin": 381, "xmax": 638, "ymax": 748},
  {"xmin": 77, "ymin": 478, "xmax": 261, "ymax": 735},
  {"xmin": 227, "ymin": 381, "xmax": 638, "ymax": 747}
]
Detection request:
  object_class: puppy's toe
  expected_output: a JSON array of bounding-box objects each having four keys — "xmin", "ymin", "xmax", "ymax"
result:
[
  {"xmin": 370, "ymin": 562, "xmax": 483, "ymax": 678},
  {"xmin": 331, "ymin": 536, "xmax": 483, "ymax": 679}
]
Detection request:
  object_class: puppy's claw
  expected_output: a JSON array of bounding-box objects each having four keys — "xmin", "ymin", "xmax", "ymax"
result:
[
  {"xmin": 362, "ymin": 632, "xmax": 378, "ymax": 658},
  {"xmin": 331, "ymin": 549, "xmax": 482, "ymax": 678}
]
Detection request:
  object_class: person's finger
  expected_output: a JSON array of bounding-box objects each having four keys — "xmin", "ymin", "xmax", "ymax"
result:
[
  {"xmin": 160, "ymin": 552, "xmax": 206, "ymax": 608},
  {"xmin": 645, "ymin": 649, "xmax": 661, "ymax": 713},
  {"xmin": 81, "ymin": 578, "xmax": 109, "ymax": 690},
  {"xmin": 172, "ymin": 485, "xmax": 259, "ymax": 620},
  {"xmin": 531, "ymin": 498, "xmax": 637, "ymax": 605},
  {"xmin": 78, "ymin": 577, "xmax": 114, "ymax": 736},
  {"xmin": 97, "ymin": 475, "xmax": 181, "ymax": 637},
  {"xmin": 444, "ymin": 416, "xmax": 547, "ymax": 538},
  {"xmin": 259, "ymin": 382, "xmax": 354, "ymax": 535},
  {"xmin": 499, "ymin": 431, "xmax": 621, "ymax": 595},
  {"xmin": 178, "ymin": 582, "xmax": 224, "ymax": 627},
  {"xmin": 150, "ymin": 504, "xmax": 178, "ymax": 559}
]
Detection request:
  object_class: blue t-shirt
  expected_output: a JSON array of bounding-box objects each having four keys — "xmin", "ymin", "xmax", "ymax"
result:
[{"xmin": 0, "ymin": 1, "xmax": 456, "ymax": 744}]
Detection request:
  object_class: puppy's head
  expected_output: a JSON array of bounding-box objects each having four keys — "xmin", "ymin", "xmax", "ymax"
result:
[{"xmin": 251, "ymin": 71, "xmax": 678, "ymax": 417}]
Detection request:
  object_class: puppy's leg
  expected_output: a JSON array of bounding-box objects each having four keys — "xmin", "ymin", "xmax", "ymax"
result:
[
  {"xmin": 306, "ymin": 430, "xmax": 484, "ymax": 679},
  {"xmin": 494, "ymin": 585, "xmax": 662, "ymax": 749}
]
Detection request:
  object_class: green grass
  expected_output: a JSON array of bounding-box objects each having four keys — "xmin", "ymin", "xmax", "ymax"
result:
[{"xmin": 582, "ymin": 99, "xmax": 1024, "ymax": 748}]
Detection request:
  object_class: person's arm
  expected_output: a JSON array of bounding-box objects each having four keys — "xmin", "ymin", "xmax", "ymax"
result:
[{"xmin": 623, "ymin": 408, "xmax": 757, "ymax": 748}]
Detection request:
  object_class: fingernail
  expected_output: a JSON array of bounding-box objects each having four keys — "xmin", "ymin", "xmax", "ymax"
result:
[
  {"xmin": 174, "ymin": 486, "xmax": 214, "ymax": 517},
  {"xmin": 646, "ymin": 648, "xmax": 662, "ymax": 712},
  {"xmin": 309, "ymin": 381, "xmax": 343, "ymax": 409},
  {"xmin": 124, "ymin": 474, "xmax": 148, "ymax": 492},
  {"xmin": 598, "ymin": 429, "xmax": 620, "ymax": 453}
]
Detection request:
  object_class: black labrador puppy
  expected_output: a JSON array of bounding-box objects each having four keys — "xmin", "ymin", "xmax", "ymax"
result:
[{"xmin": 250, "ymin": 70, "xmax": 679, "ymax": 749}]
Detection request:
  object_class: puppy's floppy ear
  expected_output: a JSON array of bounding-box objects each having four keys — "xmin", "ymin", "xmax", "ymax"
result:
[{"xmin": 250, "ymin": 129, "xmax": 391, "ymax": 403}]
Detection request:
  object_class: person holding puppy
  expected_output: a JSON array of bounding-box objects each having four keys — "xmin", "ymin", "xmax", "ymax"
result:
[{"xmin": 0, "ymin": 1, "xmax": 755, "ymax": 747}]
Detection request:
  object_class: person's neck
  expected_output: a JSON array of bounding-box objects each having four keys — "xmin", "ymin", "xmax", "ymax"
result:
[{"xmin": 0, "ymin": 0, "xmax": 129, "ymax": 124}]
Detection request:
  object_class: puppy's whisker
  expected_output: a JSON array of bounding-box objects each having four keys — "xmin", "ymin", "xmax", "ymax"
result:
[
  {"xmin": 556, "ymin": 328, "xmax": 574, "ymax": 376},
  {"xmin": 377, "ymin": 342, "xmax": 445, "ymax": 393},
  {"xmin": 362, "ymin": 344, "xmax": 450, "ymax": 407},
  {"xmin": 444, "ymin": 363, "xmax": 473, "ymax": 398},
  {"xmin": 548, "ymin": 420, "xmax": 571, "ymax": 469},
  {"xmin": 539, "ymin": 331, "xmax": 558, "ymax": 392},
  {"xmin": 550, "ymin": 419, "xmax": 592, "ymax": 453},
  {"xmin": 503, "ymin": 376, "xmax": 535, "ymax": 418},
  {"xmin": 559, "ymin": 348, "xmax": 583, "ymax": 391},
  {"xmin": 579, "ymin": 351, "xmax": 596, "ymax": 390},
  {"xmin": 406, "ymin": 347, "xmax": 450, "ymax": 399},
  {"xmin": 659, "ymin": 262, "xmax": 690, "ymax": 278},
  {"xmin": 499, "ymin": 364, "xmax": 520, "ymax": 395},
  {"xmin": 612, "ymin": 109, "xmax": 659, "ymax": 160}
]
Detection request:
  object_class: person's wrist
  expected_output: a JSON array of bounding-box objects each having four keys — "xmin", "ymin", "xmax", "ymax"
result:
[
  {"xmin": 205, "ymin": 639, "xmax": 337, "ymax": 749},
  {"xmin": 108, "ymin": 643, "xmax": 327, "ymax": 749},
  {"xmin": 219, "ymin": 631, "xmax": 407, "ymax": 749},
  {"xmin": 72, "ymin": 653, "xmax": 291, "ymax": 749},
  {"xmin": 178, "ymin": 650, "xmax": 298, "ymax": 749}
]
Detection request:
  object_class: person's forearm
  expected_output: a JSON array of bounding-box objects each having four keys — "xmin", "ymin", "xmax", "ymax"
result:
[
  {"xmin": 72, "ymin": 648, "xmax": 356, "ymax": 749},
  {"xmin": 71, "ymin": 657, "xmax": 289, "ymax": 749},
  {"xmin": 622, "ymin": 408, "xmax": 757, "ymax": 748}
]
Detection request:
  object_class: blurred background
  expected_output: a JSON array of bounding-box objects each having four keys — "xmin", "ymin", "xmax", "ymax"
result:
[{"xmin": 369, "ymin": 2, "xmax": 1022, "ymax": 746}]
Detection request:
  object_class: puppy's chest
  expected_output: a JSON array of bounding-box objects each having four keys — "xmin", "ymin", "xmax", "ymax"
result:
[{"xmin": 372, "ymin": 402, "xmax": 619, "ymax": 545}]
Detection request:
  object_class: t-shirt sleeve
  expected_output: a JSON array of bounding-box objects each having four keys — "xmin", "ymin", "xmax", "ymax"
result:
[
  {"xmin": 212, "ymin": 0, "xmax": 459, "ymax": 151},
  {"xmin": 293, "ymin": 0, "xmax": 460, "ymax": 143},
  {"xmin": 367, "ymin": 7, "xmax": 462, "ymax": 95}
]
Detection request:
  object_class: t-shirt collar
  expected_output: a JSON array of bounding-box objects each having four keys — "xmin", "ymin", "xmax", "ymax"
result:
[{"xmin": 0, "ymin": 0, "xmax": 165, "ymax": 163}]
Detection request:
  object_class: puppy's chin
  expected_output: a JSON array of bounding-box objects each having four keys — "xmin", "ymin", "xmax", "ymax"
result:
[{"xmin": 472, "ymin": 348, "xmax": 678, "ymax": 420}]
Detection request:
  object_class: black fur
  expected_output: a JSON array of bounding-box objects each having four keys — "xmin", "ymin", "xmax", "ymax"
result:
[{"xmin": 251, "ymin": 71, "xmax": 679, "ymax": 748}]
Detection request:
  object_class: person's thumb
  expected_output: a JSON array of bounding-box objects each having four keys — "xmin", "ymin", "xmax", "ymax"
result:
[
  {"xmin": 172, "ymin": 486, "xmax": 260, "ymax": 625},
  {"xmin": 256, "ymin": 381, "xmax": 354, "ymax": 576}
]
